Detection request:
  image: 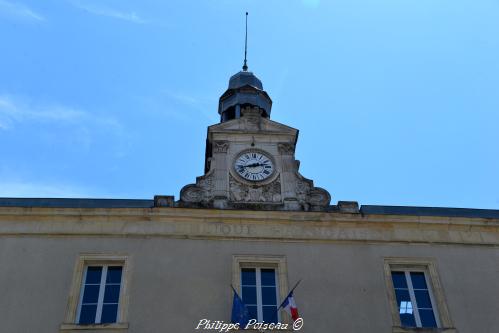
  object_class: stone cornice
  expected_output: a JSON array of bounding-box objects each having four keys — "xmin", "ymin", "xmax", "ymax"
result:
[
  {"xmin": 0, "ymin": 207, "xmax": 497, "ymax": 246},
  {"xmin": 0, "ymin": 206, "xmax": 497, "ymax": 224}
]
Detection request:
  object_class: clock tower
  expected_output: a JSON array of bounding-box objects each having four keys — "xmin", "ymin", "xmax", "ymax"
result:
[{"xmin": 179, "ymin": 66, "xmax": 331, "ymax": 211}]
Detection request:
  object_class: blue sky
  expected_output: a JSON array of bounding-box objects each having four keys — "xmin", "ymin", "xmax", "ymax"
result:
[{"xmin": 0, "ymin": 0, "xmax": 498, "ymax": 209}]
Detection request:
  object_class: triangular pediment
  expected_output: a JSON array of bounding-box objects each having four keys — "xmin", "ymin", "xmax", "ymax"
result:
[{"xmin": 208, "ymin": 113, "xmax": 297, "ymax": 135}]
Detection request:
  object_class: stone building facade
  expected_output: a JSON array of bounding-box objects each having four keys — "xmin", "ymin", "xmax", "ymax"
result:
[{"xmin": 0, "ymin": 67, "xmax": 498, "ymax": 333}]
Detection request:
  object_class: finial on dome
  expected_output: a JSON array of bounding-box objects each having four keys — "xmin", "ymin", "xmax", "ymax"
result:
[{"xmin": 242, "ymin": 12, "xmax": 248, "ymax": 71}]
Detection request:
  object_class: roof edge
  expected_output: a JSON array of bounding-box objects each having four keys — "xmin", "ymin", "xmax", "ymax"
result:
[
  {"xmin": 0, "ymin": 198, "xmax": 498, "ymax": 219},
  {"xmin": 0, "ymin": 198, "xmax": 154, "ymax": 209},
  {"xmin": 360, "ymin": 205, "xmax": 499, "ymax": 219}
]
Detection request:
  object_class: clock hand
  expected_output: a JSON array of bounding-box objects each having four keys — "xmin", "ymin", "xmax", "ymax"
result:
[{"xmin": 245, "ymin": 162, "xmax": 263, "ymax": 168}]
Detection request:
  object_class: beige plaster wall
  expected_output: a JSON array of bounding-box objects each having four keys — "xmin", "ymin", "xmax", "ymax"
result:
[{"xmin": 0, "ymin": 234, "xmax": 497, "ymax": 333}]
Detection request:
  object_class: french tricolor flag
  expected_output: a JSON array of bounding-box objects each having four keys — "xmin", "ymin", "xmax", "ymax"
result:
[{"xmin": 280, "ymin": 291, "xmax": 299, "ymax": 321}]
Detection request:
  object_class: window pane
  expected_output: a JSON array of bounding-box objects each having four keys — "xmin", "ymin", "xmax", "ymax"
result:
[
  {"xmin": 241, "ymin": 268, "xmax": 256, "ymax": 285},
  {"xmin": 247, "ymin": 305, "xmax": 258, "ymax": 321},
  {"xmin": 395, "ymin": 289, "xmax": 411, "ymax": 307},
  {"xmin": 242, "ymin": 286, "xmax": 257, "ymax": 305},
  {"xmin": 262, "ymin": 286, "xmax": 277, "ymax": 305},
  {"xmin": 395, "ymin": 289, "xmax": 416, "ymax": 327},
  {"xmin": 399, "ymin": 300, "xmax": 413, "ymax": 314},
  {"xmin": 260, "ymin": 269, "xmax": 275, "ymax": 286},
  {"xmin": 85, "ymin": 266, "xmax": 102, "ymax": 284},
  {"xmin": 400, "ymin": 312, "xmax": 417, "ymax": 327},
  {"xmin": 104, "ymin": 284, "xmax": 121, "ymax": 303},
  {"xmin": 106, "ymin": 266, "xmax": 122, "ymax": 284},
  {"xmin": 79, "ymin": 304, "xmax": 97, "ymax": 324},
  {"xmin": 410, "ymin": 272, "xmax": 427, "ymax": 289},
  {"xmin": 414, "ymin": 290, "xmax": 433, "ymax": 309},
  {"xmin": 419, "ymin": 309, "xmax": 437, "ymax": 327},
  {"xmin": 262, "ymin": 305, "xmax": 278, "ymax": 323},
  {"xmin": 391, "ymin": 271, "xmax": 407, "ymax": 289},
  {"xmin": 101, "ymin": 304, "xmax": 118, "ymax": 324},
  {"xmin": 82, "ymin": 285, "xmax": 100, "ymax": 303}
]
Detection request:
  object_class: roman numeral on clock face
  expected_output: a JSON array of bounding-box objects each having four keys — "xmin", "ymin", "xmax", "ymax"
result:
[{"xmin": 234, "ymin": 151, "xmax": 274, "ymax": 182}]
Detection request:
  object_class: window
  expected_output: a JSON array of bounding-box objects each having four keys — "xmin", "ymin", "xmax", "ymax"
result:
[
  {"xmin": 232, "ymin": 255, "xmax": 289, "ymax": 323},
  {"xmin": 77, "ymin": 265, "xmax": 123, "ymax": 324},
  {"xmin": 241, "ymin": 267, "xmax": 279, "ymax": 323},
  {"xmin": 384, "ymin": 258, "xmax": 455, "ymax": 333},
  {"xmin": 391, "ymin": 270, "xmax": 438, "ymax": 328},
  {"xmin": 61, "ymin": 254, "xmax": 129, "ymax": 331}
]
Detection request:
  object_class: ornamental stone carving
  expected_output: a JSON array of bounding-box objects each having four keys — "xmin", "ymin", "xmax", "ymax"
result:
[
  {"xmin": 278, "ymin": 143, "xmax": 295, "ymax": 155},
  {"xmin": 229, "ymin": 174, "xmax": 281, "ymax": 203},
  {"xmin": 241, "ymin": 107, "xmax": 262, "ymax": 130},
  {"xmin": 293, "ymin": 178, "xmax": 331, "ymax": 210},
  {"xmin": 295, "ymin": 180, "xmax": 311, "ymax": 201},
  {"xmin": 180, "ymin": 184, "xmax": 205, "ymax": 203},
  {"xmin": 308, "ymin": 187, "xmax": 331, "ymax": 207},
  {"xmin": 213, "ymin": 141, "xmax": 229, "ymax": 153},
  {"xmin": 179, "ymin": 172, "xmax": 215, "ymax": 204}
]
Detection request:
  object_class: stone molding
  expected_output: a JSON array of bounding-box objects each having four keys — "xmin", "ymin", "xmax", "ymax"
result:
[
  {"xmin": 59, "ymin": 323, "xmax": 128, "ymax": 332},
  {"xmin": 383, "ymin": 257, "xmax": 454, "ymax": 331},
  {"xmin": 0, "ymin": 207, "xmax": 497, "ymax": 246},
  {"xmin": 231, "ymin": 255, "xmax": 291, "ymax": 325},
  {"xmin": 61, "ymin": 253, "xmax": 130, "ymax": 332}
]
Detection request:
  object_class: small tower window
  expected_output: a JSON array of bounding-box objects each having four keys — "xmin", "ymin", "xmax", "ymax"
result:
[{"xmin": 223, "ymin": 107, "xmax": 236, "ymax": 122}]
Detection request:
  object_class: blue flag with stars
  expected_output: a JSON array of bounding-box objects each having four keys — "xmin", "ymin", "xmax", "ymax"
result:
[{"xmin": 231, "ymin": 286, "xmax": 250, "ymax": 328}]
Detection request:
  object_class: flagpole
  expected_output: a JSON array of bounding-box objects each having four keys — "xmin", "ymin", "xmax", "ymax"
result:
[
  {"xmin": 289, "ymin": 279, "xmax": 302, "ymax": 294},
  {"xmin": 277, "ymin": 279, "xmax": 302, "ymax": 311}
]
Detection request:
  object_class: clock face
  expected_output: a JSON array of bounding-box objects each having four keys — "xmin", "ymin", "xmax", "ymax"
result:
[{"xmin": 234, "ymin": 151, "xmax": 274, "ymax": 182}]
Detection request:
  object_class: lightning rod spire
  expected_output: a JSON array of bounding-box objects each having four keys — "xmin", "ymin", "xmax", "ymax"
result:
[{"xmin": 243, "ymin": 12, "xmax": 248, "ymax": 71}]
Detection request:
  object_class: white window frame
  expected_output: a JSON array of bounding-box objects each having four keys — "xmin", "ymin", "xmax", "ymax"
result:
[
  {"xmin": 392, "ymin": 269, "xmax": 440, "ymax": 328},
  {"xmin": 384, "ymin": 257, "xmax": 455, "ymax": 333},
  {"xmin": 240, "ymin": 267, "xmax": 281, "ymax": 322},
  {"xmin": 232, "ymin": 255, "xmax": 290, "ymax": 324},
  {"xmin": 61, "ymin": 254, "xmax": 130, "ymax": 332},
  {"xmin": 76, "ymin": 265, "xmax": 123, "ymax": 324}
]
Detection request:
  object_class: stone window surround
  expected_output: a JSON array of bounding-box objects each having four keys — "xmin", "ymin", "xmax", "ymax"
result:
[
  {"xmin": 383, "ymin": 257, "xmax": 456, "ymax": 333},
  {"xmin": 60, "ymin": 254, "xmax": 130, "ymax": 332},
  {"xmin": 232, "ymin": 255, "xmax": 291, "ymax": 325}
]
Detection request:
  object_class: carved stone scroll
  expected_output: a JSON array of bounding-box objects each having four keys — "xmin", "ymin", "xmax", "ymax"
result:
[
  {"xmin": 179, "ymin": 173, "xmax": 215, "ymax": 203},
  {"xmin": 180, "ymin": 184, "xmax": 205, "ymax": 203},
  {"xmin": 308, "ymin": 187, "xmax": 331, "ymax": 207}
]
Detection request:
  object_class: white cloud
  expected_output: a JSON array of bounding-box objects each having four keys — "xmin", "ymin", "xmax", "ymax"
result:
[
  {"xmin": 0, "ymin": 94, "xmax": 87, "ymax": 130},
  {"xmin": 70, "ymin": 0, "xmax": 147, "ymax": 24},
  {"xmin": 0, "ymin": 0, "xmax": 45, "ymax": 21},
  {"xmin": 0, "ymin": 93, "xmax": 125, "ymax": 129},
  {"xmin": 0, "ymin": 93, "xmax": 127, "ymax": 152}
]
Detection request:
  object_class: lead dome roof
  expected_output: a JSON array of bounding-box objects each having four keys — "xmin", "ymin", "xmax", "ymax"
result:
[{"xmin": 228, "ymin": 71, "xmax": 263, "ymax": 90}]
